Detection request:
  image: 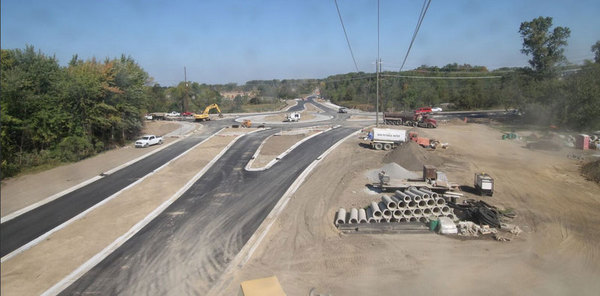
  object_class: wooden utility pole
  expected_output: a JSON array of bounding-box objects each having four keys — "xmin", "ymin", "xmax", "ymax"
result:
[{"xmin": 183, "ymin": 67, "xmax": 189, "ymax": 113}]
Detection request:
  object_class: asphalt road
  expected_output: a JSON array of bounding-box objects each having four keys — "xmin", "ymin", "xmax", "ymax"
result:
[
  {"xmin": 0, "ymin": 123, "xmax": 226, "ymax": 257},
  {"xmin": 60, "ymin": 127, "xmax": 356, "ymax": 295}
]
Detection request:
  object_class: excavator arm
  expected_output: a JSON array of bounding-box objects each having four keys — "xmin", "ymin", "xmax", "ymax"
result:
[{"xmin": 195, "ymin": 103, "xmax": 223, "ymax": 121}]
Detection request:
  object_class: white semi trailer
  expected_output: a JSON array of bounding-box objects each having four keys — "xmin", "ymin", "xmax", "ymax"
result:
[{"xmin": 365, "ymin": 128, "xmax": 407, "ymax": 150}]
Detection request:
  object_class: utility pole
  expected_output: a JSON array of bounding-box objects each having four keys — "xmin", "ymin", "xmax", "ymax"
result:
[
  {"xmin": 183, "ymin": 67, "xmax": 189, "ymax": 113},
  {"xmin": 376, "ymin": 59, "xmax": 380, "ymax": 126}
]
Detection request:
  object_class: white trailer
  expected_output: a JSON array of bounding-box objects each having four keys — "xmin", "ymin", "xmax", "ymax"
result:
[
  {"xmin": 285, "ymin": 112, "xmax": 301, "ymax": 122},
  {"xmin": 474, "ymin": 173, "xmax": 494, "ymax": 196},
  {"xmin": 365, "ymin": 128, "xmax": 407, "ymax": 150}
]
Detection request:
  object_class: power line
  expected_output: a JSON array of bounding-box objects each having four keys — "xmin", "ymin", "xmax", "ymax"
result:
[
  {"xmin": 399, "ymin": 0, "xmax": 432, "ymax": 71},
  {"xmin": 334, "ymin": 0, "xmax": 360, "ymax": 72},
  {"xmin": 381, "ymin": 74, "xmax": 503, "ymax": 80}
]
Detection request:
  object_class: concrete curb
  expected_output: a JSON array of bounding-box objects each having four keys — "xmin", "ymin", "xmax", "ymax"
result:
[
  {"xmin": 245, "ymin": 125, "xmax": 339, "ymax": 172},
  {"xmin": 1, "ymin": 127, "xmax": 220, "ymax": 264},
  {"xmin": 0, "ymin": 123, "xmax": 201, "ymax": 224},
  {"xmin": 40, "ymin": 128, "xmax": 266, "ymax": 296},
  {"xmin": 208, "ymin": 128, "xmax": 360, "ymax": 296}
]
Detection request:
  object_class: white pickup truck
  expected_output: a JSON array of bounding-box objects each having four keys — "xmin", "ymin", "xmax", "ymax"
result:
[{"xmin": 135, "ymin": 135, "xmax": 163, "ymax": 148}]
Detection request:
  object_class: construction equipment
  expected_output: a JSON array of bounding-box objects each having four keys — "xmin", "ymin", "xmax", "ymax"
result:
[
  {"xmin": 474, "ymin": 173, "xmax": 494, "ymax": 196},
  {"xmin": 365, "ymin": 128, "xmax": 407, "ymax": 150},
  {"xmin": 285, "ymin": 112, "xmax": 301, "ymax": 122},
  {"xmin": 383, "ymin": 112, "xmax": 437, "ymax": 128},
  {"xmin": 241, "ymin": 120, "xmax": 252, "ymax": 128},
  {"xmin": 194, "ymin": 103, "xmax": 223, "ymax": 121}
]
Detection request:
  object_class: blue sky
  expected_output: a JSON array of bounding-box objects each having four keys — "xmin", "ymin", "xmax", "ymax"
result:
[{"xmin": 2, "ymin": 0, "xmax": 599, "ymax": 85}]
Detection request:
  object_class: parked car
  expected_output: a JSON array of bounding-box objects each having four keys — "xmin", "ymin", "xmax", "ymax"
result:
[
  {"xmin": 144, "ymin": 114, "xmax": 153, "ymax": 120},
  {"xmin": 166, "ymin": 111, "xmax": 180, "ymax": 117},
  {"xmin": 415, "ymin": 107, "xmax": 433, "ymax": 114},
  {"xmin": 431, "ymin": 107, "xmax": 443, "ymax": 113},
  {"xmin": 181, "ymin": 111, "xmax": 194, "ymax": 116},
  {"xmin": 338, "ymin": 107, "xmax": 348, "ymax": 113},
  {"xmin": 135, "ymin": 135, "xmax": 163, "ymax": 148}
]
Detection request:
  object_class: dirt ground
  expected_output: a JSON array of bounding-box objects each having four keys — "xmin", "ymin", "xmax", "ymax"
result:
[
  {"xmin": 1, "ymin": 121, "xmax": 184, "ymax": 217},
  {"xmin": 0, "ymin": 128, "xmax": 249, "ymax": 296},
  {"xmin": 221, "ymin": 122, "xmax": 600, "ymax": 295}
]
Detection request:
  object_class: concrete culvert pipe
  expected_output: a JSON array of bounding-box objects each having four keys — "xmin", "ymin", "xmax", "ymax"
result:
[
  {"xmin": 435, "ymin": 198, "xmax": 445, "ymax": 206},
  {"xmin": 405, "ymin": 190, "xmax": 421, "ymax": 202},
  {"xmin": 398, "ymin": 201, "xmax": 407, "ymax": 209},
  {"xmin": 446, "ymin": 214, "xmax": 456, "ymax": 220},
  {"xmin": 393, "ymin": 209, "xmax": 403, "ymax": 219},
  {"xmin": 379, "ymin": 202, "xmax": 392, "ymax": 219},
  {"xmin": 366, "ymin": 207, "xmax": 378, "ymax": 223},
  {"xmin": 413, "ymin": 208, "xmax": 423, "ymax": 216},
  {"xmin": 409, "ymin": 217, "xmax": 418, "ymax": 222},
  {"xmin": 358, "ymin": 208, "xmax": 368, "ymax": 223},
  {"xmin": 419, "ymin": 217, "xmax": 428, "ymax": 223},
  {"xmin": 441, "ymin": 206, "xmax": 450, "ymax": 214},
  {"xmin": 423, "ymin": 208, "xmax": 432, "ymax": 215},
  {"xmin": 382, "ymin": 195, "xmax": 397, "ymax": 210},
  {"xmin": 432, "ymin": 207, "xmax": 441, "ymax": 215},
  {"xmin": 349, "ymin": 208, "xmax": 359, "ymax": 224},
  {"xmin": 409, "ymin": 187, "xmax": 430, "ymax": 200},
  {"xmin": 390, "ymin": 217, "xmax": 398, "ymax": 222},
  {"xmin": 399, "ymin": 217, "xmax": 408, "ymax": 223},
  {"xmin": 336, "ymin": 208, "xmax": 347, "ymax": 225},
  {"xmin": 418, "ymin": 200, "xmax": 427, "ymax": 208},
  {"xmin": 420, "ymin": 188, "xmax": 439, "ymax": 199},
  {"xmin": 427, "ymin": 199, "xmax": 436, "ymax": 207},
  {"xmin": 408, "ymin": 201, "xmax": 417, "ymax": 209},
  {"xmin": 370, "ymin": 201, "xmax": 382, "ymax": 218},
  {"xmin": 395, "ymin": 190, "xmax": 411, "ymax": 202}
]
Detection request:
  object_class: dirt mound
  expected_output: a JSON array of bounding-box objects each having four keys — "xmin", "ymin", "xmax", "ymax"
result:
[
  {"xmin": 365, "ymin": 163, "xmax": 419, "ymax": 182},
  {"xmin": 383, "ymin": 141, "xmax": 444, "ymax": 171},
  {"xmin": 581, "ymin": 159, "xmax": 600, "ymax": 183}
]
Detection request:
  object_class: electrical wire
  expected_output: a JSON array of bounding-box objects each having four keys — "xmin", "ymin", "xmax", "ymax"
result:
[
  {"xmin": 381, "ymin": 74, "xmax": 502, "ymax": 80},
  {"xmin": 334, "ymin": 0, "xmax": 360, "ymax": 72},
  {"xmin": 399, "ymin": 0, "xmax": 432, "ymax": 71}
]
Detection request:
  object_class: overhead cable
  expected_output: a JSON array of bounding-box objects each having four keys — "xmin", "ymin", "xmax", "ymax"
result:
[
  {"xmin": 334, "ymin": 0, "xmax": 360, "ymax": 72},
  {"xmin": 399, "ymin": 0, "xmax": 432, "ymax": 71}
]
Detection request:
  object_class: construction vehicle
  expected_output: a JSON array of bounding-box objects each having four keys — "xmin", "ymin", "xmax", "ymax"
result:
[
  {"xmin": 241, "ymin": 120, "xmax": 252, "ymax": 128},
  {"xmin": 194, "ymin": 103, "xmax": 223, "ymax": 121},
  {"xmin": 365, "ymin": 128, "xmax": 407, "ymax": 150},
  {"xmin": 285, "ymin": 112, "xmax": 301, "ymax": 122},
  {"xmin": 474, "ymin": 173, "xmax": 494, "ymax": 196},
  {"xmin": 383, "ymin": 112, "xmax": 437, "ymax": 128}
]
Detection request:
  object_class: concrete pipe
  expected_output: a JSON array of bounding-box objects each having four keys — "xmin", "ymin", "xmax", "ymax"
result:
[
  {"xmin": 441, "ymin": 206, "xmax": 450, "ymax": 214},
  {"xmin": 408, "ymin": 201, "xmax": 417, "ymax": 209},
  {"xmin": 379, "ymin": 202, "xmax": 392, "ymax": 219},
  {"xmin": 435, "ymin": 198, "xmax": 445, "ymax": 206},
  {"xmin": 382, "ymin": 195, "xmax": 397, "ymax": 210},
  {"xmin": 432, "ymin": 207, "xmax": 441, "ymax": 215},
  {"xmin": 398, "ymin": 201, "xmax": 407, "ymax": 209},
  {"xmin": 349, "ymin": 208, "xmax": 359, "ymax": 224},
  {"xmin": 405, "ymin": 190, "xmax": 421, "ymax": 202},
  {"xmin": 408, "ymin": 187, "xmax": 430, "ymax": 200},
  {"xmin": 370, "ymin": 201, "xmax": 382, "ymax": 218},
  {"xmin": 358, "ymin": 208, "xmax": 368, "ymax": 223},
  {"xmin": 393, "ymin": 209, "xmax": 403, "ymax": 219},
  {"xmin": 390, "ymin": 217, "xmax": 398, "ymax": 222},
  {"xmin": 409, "ymin": 217, "xmax": 418, "ymax": 222},
  {"xmin": 418, "ymin": 200, "xmax": 427, "ymax": 208},
  {"xmin": 366, "ymin": 207, "xmax": 378, "ymax": 223},
  {"xmin": 419, "ymin": 188, "xmax": 439, "ymax": 199},
  {"xmin": 446, "ymin": 213, "xmax": 456, "ymax": 220},
  {"xmin": 419, "ymin": 217, "xmax": 428, "ymax": 223},
  {"xmin": 390, "ymin": 195, "xmax": 401, "ymax": 205},
  {"xmin": 412, "ymin": 208, "xmax": 423, "ymax": 216},
  {"xmin": 399, "ymin": 217, "xmax": 408, "ymax": 223},
  {"xmin": 426, "ymin": 199, "xmax": 436, "ymax": 207},
  {"xmin": 395, "ymin": 190, "xmax": 411, "ymax": 202},
  {"xmin": 403, "ymin": 209, "xmax": 412, "ymax": 216},
  {"xmin": 335, "ymin": 208, "xmax": 347, "ymax": 225},
  {"xmin": 382, "ymin": 217, "xmax": 391, "ymax": 223},
  {"xmin": 422, "ymin": 208, "xmax": 432, "ymax": 215}
]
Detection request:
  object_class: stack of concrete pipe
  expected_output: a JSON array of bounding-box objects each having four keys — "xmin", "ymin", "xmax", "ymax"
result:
[{"xmin": 335, "ymin": 187, "xmax": 457, "ymax": 226}]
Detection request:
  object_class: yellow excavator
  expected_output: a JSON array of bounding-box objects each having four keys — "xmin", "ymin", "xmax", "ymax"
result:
[{"xmin": 194, "ymin": 103, "xmax": 223, "ymax": 121}]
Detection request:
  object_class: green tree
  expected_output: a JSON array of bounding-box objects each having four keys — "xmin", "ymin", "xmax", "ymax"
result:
[
  {"xmin": 592, "ymin": 40, "xmax": 600, "ymax": 63},
  {"xmin": 519, "ymin": 16, "xmax": 571, "ymax": 78}
]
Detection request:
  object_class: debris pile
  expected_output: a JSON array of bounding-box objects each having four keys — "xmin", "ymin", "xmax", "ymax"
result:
[
  {"xmin": 450, "ymin": 199, "xmax": 520, "ymax": 240},
  {"xmin": 335, "ymin": 187, "xmax": 457, "ymax": 226}
]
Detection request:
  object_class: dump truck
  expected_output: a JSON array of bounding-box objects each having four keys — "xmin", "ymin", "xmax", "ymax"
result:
[
  {"xmin": 365, "ymin": 128, "xmax": 407, "ymax": 150},
  {"xmin": 194, "ymin": 103, "xmax": 223, "ymax": 121},
  {"xmin": 383, "ymin": 112, "xmax": 437, "ymax": 128},
  {"xmin": 474, "ymin": 173, "xmax": 494, "ymax": 196}
]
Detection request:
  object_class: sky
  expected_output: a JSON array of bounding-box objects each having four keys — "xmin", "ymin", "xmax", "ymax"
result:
[{"xmin": 2, "ymin": 0, "xmax": 599, "ymax": 86}]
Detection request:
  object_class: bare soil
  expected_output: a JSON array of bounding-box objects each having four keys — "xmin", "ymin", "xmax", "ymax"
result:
[
  {"xmin": 1, "ymin": 121, "xmax": 184, "ymax": 217},
  {"xmin": 221, "ymin": 122, "xmax": 600, "ymax": 295},
  {"xmin": 0, "ymin": 130, "xmax": 246, "ymax": 296}
]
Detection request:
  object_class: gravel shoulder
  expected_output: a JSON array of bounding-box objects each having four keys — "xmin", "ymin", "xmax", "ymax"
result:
[
  {"xmin": 0, "ymin": 128, "xmax": 249, "ymax": 296},
  {"xmin": 220, "ymin": 122, "xmax": 600, "ymax": 295},
  {"xmin": 1, "ymin": 121, "xmax": 186, "ymax": 217}
]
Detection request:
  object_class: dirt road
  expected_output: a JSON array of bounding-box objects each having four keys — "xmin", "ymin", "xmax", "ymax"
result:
[{"xmin": 221, "ymin": 122, "xmax": 600, "ymax": 295}]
